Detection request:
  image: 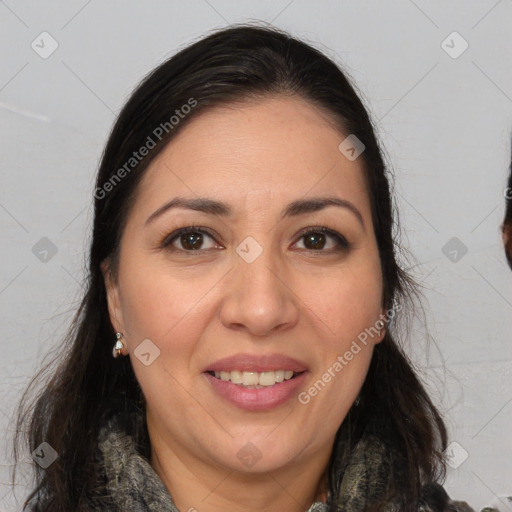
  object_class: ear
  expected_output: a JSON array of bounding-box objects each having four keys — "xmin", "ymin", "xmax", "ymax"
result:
[{"xmin": 101, "ymin": 258, "xmax": 126, "ymax": 352}]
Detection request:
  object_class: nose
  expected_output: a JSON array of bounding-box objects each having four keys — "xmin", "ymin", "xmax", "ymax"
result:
[{"xmin": 219, "ymin": 246, "xmax": 299, "ymax": 337}]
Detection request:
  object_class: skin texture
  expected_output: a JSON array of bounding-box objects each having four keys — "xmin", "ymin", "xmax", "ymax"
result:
[
  {"xmin": 503, "ymin": 221, "xmax": 512, "ymax": 268},
  {"xmin": 103, "ymin": 95, "xmax": 386, "ymax": 512}
]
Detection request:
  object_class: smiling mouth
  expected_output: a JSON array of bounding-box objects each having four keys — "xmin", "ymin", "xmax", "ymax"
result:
[{"xmin": 206, "ymin": 370, "xmax": 304, "ymax": 388}]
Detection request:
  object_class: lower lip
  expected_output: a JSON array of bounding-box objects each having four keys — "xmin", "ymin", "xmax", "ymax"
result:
[{"xmin": 203, "ymin": 372, "xmax": 308, "ymax": 411}]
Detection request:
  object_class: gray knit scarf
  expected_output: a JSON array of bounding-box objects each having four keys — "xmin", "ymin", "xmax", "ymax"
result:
[{"xmin": 85, "ymin": 415, "xmax": 485, "ymax": 512}]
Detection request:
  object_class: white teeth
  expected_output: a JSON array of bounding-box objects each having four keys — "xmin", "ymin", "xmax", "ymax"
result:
[
  {"xmin": 274, "ymin": 370, "xmax": 285, "ymax": 383},
  {"xmin": 242, "ymin": 371, "xmax": 259, "ymax": 386},
  {"xmin": 230, "ymin": 370, "xmax": 243, "ymax": 384},
  {"xmin": 258, "ymin": 371, "xmax": 276, "ymax": 386},
  {"xmin": 212, "ymin": 369, "xmax": 298, "ymax": 386}
]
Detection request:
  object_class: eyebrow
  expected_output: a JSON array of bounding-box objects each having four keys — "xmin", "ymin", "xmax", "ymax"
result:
[{"xmin": 145, "ymin": 196, "xmax": 365, "ymax": 230}]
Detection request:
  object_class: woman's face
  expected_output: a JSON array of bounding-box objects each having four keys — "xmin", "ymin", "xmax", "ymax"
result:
[{"xmin": 104, "ymin": 95, "xmax": 385, "ymax": 475}]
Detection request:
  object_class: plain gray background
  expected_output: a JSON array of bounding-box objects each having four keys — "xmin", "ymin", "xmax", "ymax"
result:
[{"xmin": 1, "ymin": 1, "xmax": 511, "ymax": 510}]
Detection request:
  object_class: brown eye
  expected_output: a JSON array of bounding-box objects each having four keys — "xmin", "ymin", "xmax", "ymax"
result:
[
  {"xmin": 180, "ymin": 231, "xmax": 205, "ymax": 250},
  {"xmin": 161, "ymin": 226, "xmax": 220, "ymax": 252},
  {"xmin": 160, "ymin": 225, "xmax": 350, "ymax": 254},
  {"xmin": 295, "ymin": 227, "xmax": 350, "ymax": 252},
  {"xmin": 303, "ymin": 232, "xmax": 327, "ymax": 250}
]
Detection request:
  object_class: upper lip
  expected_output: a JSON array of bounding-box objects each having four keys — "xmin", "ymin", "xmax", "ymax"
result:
[{"xmin": 203, "ymin": 353, "xmax": 308, "ymax": 373}]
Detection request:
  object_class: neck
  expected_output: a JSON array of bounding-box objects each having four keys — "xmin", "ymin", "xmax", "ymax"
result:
[{"xmin": 148, "ymin": 420, "xmax": 331, "ymax": 512}]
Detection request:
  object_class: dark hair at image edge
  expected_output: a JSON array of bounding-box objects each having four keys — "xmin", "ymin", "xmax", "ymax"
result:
[
  {"xmin": 502, "ymin": 134, "xmax": 512, "ymax": 268},
  {"xmin": 14, "ymin": 23, "xmax": 449, "ymax": 511}
]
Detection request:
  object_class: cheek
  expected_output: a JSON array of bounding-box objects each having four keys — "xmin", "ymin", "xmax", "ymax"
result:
[
  {"xmin": 117, "ymin": 265, "xmax": 212, "ymax": 406},
  {"xmin": 307, "ymin": 260, "xmax": 383, "ymax": 345},
  {"xmin": 118, "ymin": 260, "xmax": 215, "ymax": 343},
  {"xmin": 300, "ymin": 268, "xmax": 382, "ymax": 418},
  {"xmin": 115, "ymin": 257, "xmax": 226, "ymax": 403}
]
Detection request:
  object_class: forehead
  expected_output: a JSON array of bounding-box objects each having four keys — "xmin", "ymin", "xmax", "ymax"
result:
[{"xmin": 134, "ymin": 95, "xmax": 370, "ymax": 221}]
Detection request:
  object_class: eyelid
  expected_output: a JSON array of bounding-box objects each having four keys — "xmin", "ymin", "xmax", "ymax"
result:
[
  {"xmin": 159, "ymin": 224, "xmax": 219, "ymax": 249},
  {"xmin": 294, "ymin": 225, "xmax": 350, "ymax": 250}
]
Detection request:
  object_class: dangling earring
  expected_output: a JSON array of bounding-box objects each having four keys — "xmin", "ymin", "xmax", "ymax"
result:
[{"xmin": 112, "ymin": 332, "xmax": 125, "ymax": 358}]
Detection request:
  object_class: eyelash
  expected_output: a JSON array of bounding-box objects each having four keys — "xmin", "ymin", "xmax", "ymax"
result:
[{"xmin": 159, "ymin": 223, "xmax": 351, "ymax": 254}]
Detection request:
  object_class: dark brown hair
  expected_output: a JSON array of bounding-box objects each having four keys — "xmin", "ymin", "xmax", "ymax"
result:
[
  {"xmin": 14, "ymin": 23, "xmax": 449, "ymax": 511},
  {"xmin": 502, "ymin": 136, "xmax": 512, "ymax": 268}
]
